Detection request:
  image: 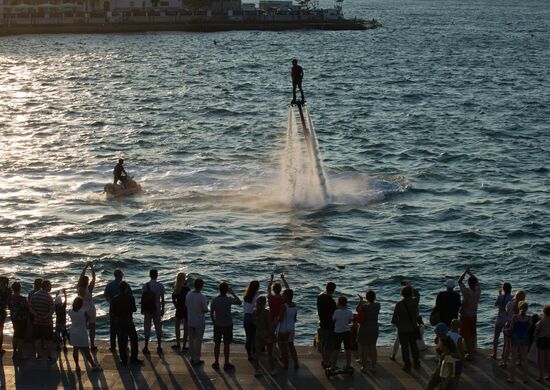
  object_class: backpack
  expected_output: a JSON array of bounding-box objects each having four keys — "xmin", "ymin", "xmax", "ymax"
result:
[{"xmin": 140, "ymin": 283, "xmax": 156, "ymax": 315}]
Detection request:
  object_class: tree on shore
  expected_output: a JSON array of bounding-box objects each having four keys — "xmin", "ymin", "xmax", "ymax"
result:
[{"xmin": 297, "ymin": 0, "xmax": 314, "ymax": 10}]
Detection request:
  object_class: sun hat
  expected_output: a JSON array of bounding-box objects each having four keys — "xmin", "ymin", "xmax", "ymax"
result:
[
  {"xmin": 445, "ymin": 279, "xmax": 457, "ymax": 289},
  {"xmin": 434, "ymin": 322, "xmax": 448, "ymax": 335}
]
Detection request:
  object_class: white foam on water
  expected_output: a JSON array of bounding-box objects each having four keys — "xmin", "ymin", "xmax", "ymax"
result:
[{"xmin": 276, "ymin": 104, "xmax": 331, "ymax": 208}]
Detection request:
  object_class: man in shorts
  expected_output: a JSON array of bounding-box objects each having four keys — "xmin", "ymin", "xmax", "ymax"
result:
[
  {"xmin": 210, "ymin": 282, "xmax": 242, "ymax": 371},
  {"xmin": 30, "ymin": 280, "xmax": 55, "ymax": 361},
  {"xmin": 317, "ymin": 282, "xmax": 336, "ymax": 368},
  {"xmin": 186, "ymin": 278, "xmax": 209, "ymax": 366},
  {"xmin": 141, "ymin": 269, "xmax": 165, "ymax": 354}
]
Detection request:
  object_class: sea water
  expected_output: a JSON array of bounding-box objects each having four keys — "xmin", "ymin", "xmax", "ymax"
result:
[{"xmin": 0, "ymin": 0, "xmax": 549, "ymax": 346}]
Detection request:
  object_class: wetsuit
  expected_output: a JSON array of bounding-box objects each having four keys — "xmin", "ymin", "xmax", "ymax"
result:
[
  {"xmin": 113, "ymin": 163, "xmax": 128, "ymax": 186},
  {"xmin": 291, "ymin": 64, "xmax": 305, "ymax": 103}
]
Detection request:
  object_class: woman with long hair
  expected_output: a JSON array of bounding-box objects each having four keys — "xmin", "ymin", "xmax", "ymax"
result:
[
  {"xmin": 8, "ymin": 282, "xmax": 29, "ymax": 359},
  {"xmin": 356, "ymin": 289, "xmax": 380, "ymax": 373},
  {"xmin": 501, "ymin": 289, "xmax": 526, "ymax": 368},
  {"xmin": 171, "ymin": 272, "xmax": 190, "ymax": 351},
  {"xmin": 490, "ymin": 282, "xmax": 512, "ymax": 360},
  {"xmin": 77, "ymin": 261, "xmax": 97, "ymax": 351},
  {"xmin": 69, "ymin": 297, "xmax": 101, "ymax": 371},
  {"xmin": 507, "ymin": 301, "xmax": 531, "ymax": 384},
  {"xmin": 277, "ymin": 288, "xmax": 299, "ymax": 370},
  {"xmin": 243, "ymin": 280, "xmax": 260, "ymax": 360}
]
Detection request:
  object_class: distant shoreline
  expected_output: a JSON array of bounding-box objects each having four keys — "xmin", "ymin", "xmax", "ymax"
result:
[{"xmin": 0, "ymin": 20, "xmax": 375, "ymax": 36}]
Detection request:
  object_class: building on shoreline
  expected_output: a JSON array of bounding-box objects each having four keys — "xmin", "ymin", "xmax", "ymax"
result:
[{"xmin": 0, "ymin": 0, "xmax": 349, "ymax": 26}]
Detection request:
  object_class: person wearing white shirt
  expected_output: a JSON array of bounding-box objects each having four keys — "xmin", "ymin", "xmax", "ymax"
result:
[
  {"xmin": 186, "ymin": 278, "xmax": 209, "ymax": 365},
  {"xmin": 330, "ymin": 296, "xmax": 353, "ymax": 370}
]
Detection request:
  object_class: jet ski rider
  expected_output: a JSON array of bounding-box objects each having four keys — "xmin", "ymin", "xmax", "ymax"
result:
[{"xmin": 113, "ymin": 159, "xmax": 128, "ymax": 188}]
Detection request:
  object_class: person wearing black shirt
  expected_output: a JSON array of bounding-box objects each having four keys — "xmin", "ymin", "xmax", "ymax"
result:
[
  {"xmin": 291, "ymin": 59, "xmax": 306, "ymax": 105},
  {"xmin": 316, "ymin": 282, "xmax": 336, "ymax": 368},
  {"xmin": 434, "ymin": 280, "xmax": 461, "ymax": 326},
  {"xmin": 112, "ymin": 282, "xmax": 142, "ymax": 366},
  {"xmin": 113, "ymin": 159, "xmax": 128, "ymax": 187}
]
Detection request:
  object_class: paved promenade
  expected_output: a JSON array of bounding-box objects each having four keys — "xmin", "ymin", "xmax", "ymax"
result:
[{"xmin": 0, "ymin": 340, "xmax": 545, "ymax": 389}]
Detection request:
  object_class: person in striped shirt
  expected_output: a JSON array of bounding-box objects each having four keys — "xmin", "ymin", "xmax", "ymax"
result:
[{"xmin": 30, "ymin": 280, "xmax": 55, "ymax": 361}]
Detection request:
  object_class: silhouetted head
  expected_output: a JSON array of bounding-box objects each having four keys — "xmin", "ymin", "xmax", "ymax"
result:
[
  {"xmin": 283, "ymin": 288, "xmax": 294, "ymax": 304},
  {"xmin": 518, "ymin": 300, "xmax": 528, "ymax": 313},
  {"xmin": 544, "ymin": 305, "xmax": 550, "ymax": 317},
  {"xmin": 114, "ymin": 269, "xmax": 123, "ymax": 279},
  {"xmin": 173, "ymin": 272, "xmax": 186, "ymax": 294},
  {"xmin": 434, "ymin": 322, "xmax": 448, "ymax": 337},
  {"xmin": 366, "ymin": 289, "xmax": 376, "ymax": 303},
  {"xmin": 326, "ymin": 282, "xmax": 336, "ymax": 295},
  {"xmin": 502, "ymin": 282, "xmax": 512, "ymax": 294},
  {"xmin": 34, "ymin": 278, "xmax": 43, "ymax": 290},
  {"xmin": 515, "ymin": 289, "xmax": 526, "ymax": 302},
  {"xmin": 292, "ymin": 59, "xmax": 298, "ymax": 65},
  {"xmin": 337, "ymin": 296, "xmax": 347, "ymax": 307},
  {"xmin": 118, "ymin": 159, "xmax": 124, "ymax": 164},
  {"xmin": 41, "ymin": 280, "xmax": 52, "ymax": 291},
  {"xmin": 194, "ymin": 278, "xmax": 204, "ymax": 292},
  {"xmin": 401, "ymin": 285, "xmax": 413, "ymax": 298},
  {"xmin": 244, "ymin": 280, "xmax": 260, "ymax": 303},
  {"xmin": 11, "ymin": 281, "xmax": 21, "ymax": 294},
  {"xmin": 149, "ymin": 269, "xmax": 158, "ymax": 280},
  {"xmin": 272, "ymin": 282, "xmax": 282, "ymax": 295},
  {"xmin": 468, "ymin": 276, "xmax": 478, "ymax": 289},
  {"xmin": 219, "ymin": 282, "xmax": 229, "ymax": 295},
  {"xmin": 78, "ymin": 275, "xmax": 89, "ymax": 288},
  {"xmin": 73, "ymin": 296, "xmax": 84, "ymax": 311},
  {"xmin": 255, "ymin": 295, "xmax": 267, "ymax": 311}
]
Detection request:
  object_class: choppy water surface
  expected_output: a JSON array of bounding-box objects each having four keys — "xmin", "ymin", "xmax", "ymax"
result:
[{"xmin": 1, "ymin": 0, "xmax": 549, "ymax": 346}]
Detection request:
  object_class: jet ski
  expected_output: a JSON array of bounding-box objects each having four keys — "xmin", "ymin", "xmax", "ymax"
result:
[{"xmin": 104, "ymin": 177, "xmax": 142, "ymax": 198}]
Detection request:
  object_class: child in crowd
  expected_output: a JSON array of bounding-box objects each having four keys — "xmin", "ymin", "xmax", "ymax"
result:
[
  {"xmin": 253, "ymin": 296, "xmax": 276, "ymax": 377},
  {"xmin": 277, "ymin": 288, "xmax": 299, "ymax": 370},
  {"xmin": 439, "ymin": 336, "xmax": 457, "ymax": 390},
  {"xmin": 529, "ymin": 313, "xmax": 540, "ymax": 351},
  {"xmin": 330, "ymin": 296, "xmax": 353, "ymax": 371},
  {"xmin": 507, "ymin": 301, "xmax": 530, "ymax": 384},
  {"xmin": 54, "ymin": 289, "xmax": 68, "ymax": 352},
  {"xmin": 428, "ymin": 323, "xmax": 458, "ymax": 390},
  {"xmin": 448, "ymin": 319, "xmax": 464, "ymax": 388}
]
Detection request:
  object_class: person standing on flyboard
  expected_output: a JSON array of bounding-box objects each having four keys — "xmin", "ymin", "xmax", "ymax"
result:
[{"xmin": 291, "ymin": 59, "xmax": 306, "ymax": 105}]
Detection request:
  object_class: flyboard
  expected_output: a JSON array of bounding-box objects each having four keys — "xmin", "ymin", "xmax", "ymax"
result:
[{"xmin": 290, "ymin": 100, "xmax": 330, "ymax": 203}]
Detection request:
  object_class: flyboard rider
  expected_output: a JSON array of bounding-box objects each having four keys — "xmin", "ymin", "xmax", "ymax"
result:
[
  {"xmin": 113, "ymin": 159, "xmax": 128, "ymax": 188},
  {"xmin": 291, "ymin": 59, "xmax": 306, "ymax": 105}
]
